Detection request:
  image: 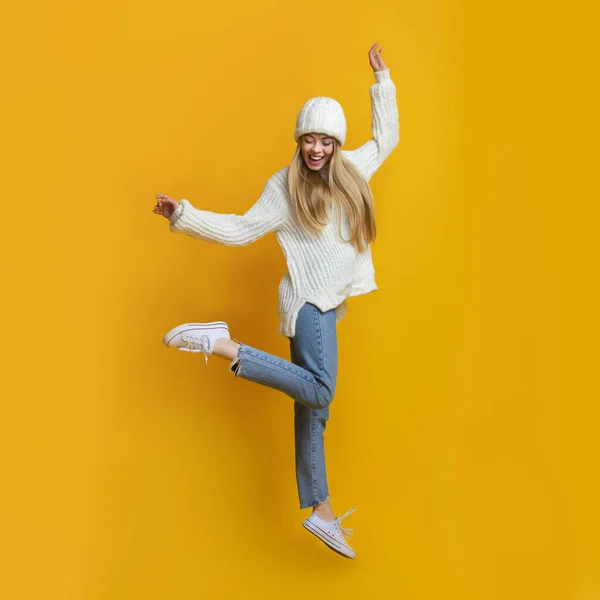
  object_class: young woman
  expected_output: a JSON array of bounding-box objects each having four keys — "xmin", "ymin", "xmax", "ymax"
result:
[{"xmin": 153, "ymin": 42, "xmax": 399, "ymax": 559}]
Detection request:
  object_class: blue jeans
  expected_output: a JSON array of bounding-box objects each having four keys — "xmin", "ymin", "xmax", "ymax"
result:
[{"xmin": 229, "ymin": 302, "xmax": 338, "ymax": 509}]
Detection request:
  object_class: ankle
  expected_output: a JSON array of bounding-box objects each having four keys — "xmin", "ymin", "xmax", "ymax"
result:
[
  {"xmin": 312, "ymin": 499, "xmax": 335, "ymax": 522},
  {"xmin": 213, "ymin": 338, "xmax": 239, "ymax": 360}
]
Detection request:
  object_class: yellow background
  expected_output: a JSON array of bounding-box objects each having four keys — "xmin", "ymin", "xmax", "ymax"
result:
[{"xmin": 1, "ymin": 0, "xmax": 598, "ymax": 598}]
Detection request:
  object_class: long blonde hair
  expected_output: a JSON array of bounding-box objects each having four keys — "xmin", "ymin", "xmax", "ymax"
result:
[{"xmin": 287, "ymin": 139, "xmax": 376, "ymax": 253}]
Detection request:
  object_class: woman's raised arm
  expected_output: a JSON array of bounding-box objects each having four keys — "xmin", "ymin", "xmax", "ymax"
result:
[{"xmin": 342, "ymin": 42, "xmax": 400, "ymax": 181}]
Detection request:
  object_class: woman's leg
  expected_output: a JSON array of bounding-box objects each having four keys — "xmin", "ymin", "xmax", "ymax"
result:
[
  {"xmin": 222, "ymin": 303, "xmax": 338, "ymax": 510},
  {"xmin": 213, "ymin": 303, "xmax": 338, "ymax": 510},
  {"xmin": 224, "ymin": 303, "xmax": 338, "ymax": 412},
  {"xmin": 289, "ymin": 312, "xmax": 338, "ymax": 512}
]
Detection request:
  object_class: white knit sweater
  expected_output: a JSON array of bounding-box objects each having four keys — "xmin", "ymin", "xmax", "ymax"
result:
[{"xmin": 168, "ymin": 68, "xmax": 399, "ymax": 337}]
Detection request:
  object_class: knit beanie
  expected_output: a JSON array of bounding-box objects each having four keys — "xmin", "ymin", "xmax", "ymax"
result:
[{"xmin": 294, "ymin": 97, "xmax": 347, "ymax": 147}]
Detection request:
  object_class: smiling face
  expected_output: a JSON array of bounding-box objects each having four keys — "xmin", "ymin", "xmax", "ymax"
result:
[{"xmin": 301, "ymin": 133, "xmax": 335, "ymax": 171}]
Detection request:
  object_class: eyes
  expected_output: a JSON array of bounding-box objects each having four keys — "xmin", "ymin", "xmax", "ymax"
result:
[{"xmin": 304, "ymin": 137, "xmax": 332, "ymax": 147}]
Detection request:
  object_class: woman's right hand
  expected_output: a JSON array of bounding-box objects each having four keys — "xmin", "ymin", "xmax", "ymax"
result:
[{"xmin": 153, "ymin": 194, "xmax": 179, "ymax": 219}]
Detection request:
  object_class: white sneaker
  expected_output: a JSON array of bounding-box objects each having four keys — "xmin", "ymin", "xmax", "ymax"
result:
[
  {"xmin": 302, "ymin": 506, "xmax": 356, "ymax": 559},
  {"xmin": 163, "ymin": 322, "xmax": 230, "ymax": 365}
]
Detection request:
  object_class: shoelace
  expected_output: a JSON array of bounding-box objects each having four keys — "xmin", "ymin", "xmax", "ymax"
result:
[
  {"xmin": 181, "ymin": 334, "xmax": 211, "ymax": 365},
  {"xmin": 333, "ymin": 506, "xmax": 356, "ymax": 539},
  {"xmin": 179, "ymin": 333, "xmax": 240, "ymax": 366}
]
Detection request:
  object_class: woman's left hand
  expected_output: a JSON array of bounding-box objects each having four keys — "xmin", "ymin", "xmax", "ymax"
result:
[{"xmin": 368, "ymin": 42, "xmax": 387, "ymax": 72}]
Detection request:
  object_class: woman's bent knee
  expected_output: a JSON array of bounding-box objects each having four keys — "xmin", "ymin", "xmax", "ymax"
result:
[
  {"xmin": 293, "ymin": 383, "xmax": 335, "ymax": 410},
  {"xmin": 315, "ymin": 384, "xmax": 335, "ymax": 409}
]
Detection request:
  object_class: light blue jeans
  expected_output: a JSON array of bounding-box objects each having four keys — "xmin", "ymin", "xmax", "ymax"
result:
[{"xmin": 229, "ymin": 302, "xmax": 338, "ymax": 509}]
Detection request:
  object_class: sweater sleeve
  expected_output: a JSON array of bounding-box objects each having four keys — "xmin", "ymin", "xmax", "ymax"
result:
[
  {"xmin": 342, "ymin": 68, "xmax": 400, "ymax": 181},
  {"xmin": 168, "ymin": 175, "xmax": 288, "ymax": 246}
]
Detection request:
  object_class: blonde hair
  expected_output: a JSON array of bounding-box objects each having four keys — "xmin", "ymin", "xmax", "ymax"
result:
[{"xmin": 287, "ymin": 138, "xmax": 376, "ymax": 253}]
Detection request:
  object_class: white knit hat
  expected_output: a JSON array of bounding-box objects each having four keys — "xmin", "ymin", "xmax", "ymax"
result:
[{"xmin": 294, "ymin": 97, "xmax": 347, "ymax": 147}]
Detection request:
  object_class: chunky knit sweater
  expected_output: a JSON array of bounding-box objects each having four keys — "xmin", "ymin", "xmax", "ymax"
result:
[{"xmin": 168, "ymin": 68, "xmax": 399, "ymax": 337}]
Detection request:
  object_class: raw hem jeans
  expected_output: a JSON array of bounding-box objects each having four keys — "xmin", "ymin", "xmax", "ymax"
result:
[{"xmin": 229, "ymin": 302, "xmax": 338, "ymax": 509}]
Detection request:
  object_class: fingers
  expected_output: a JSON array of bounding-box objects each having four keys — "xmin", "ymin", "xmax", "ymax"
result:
[
  {"xmin": 153, "ymin": 193, "xmax": 179, "ymax": 220},
  {"xmin": 154, "ymin": 194, "xmax": 167, "ymax": 216},
  {"xmin": 369, "ymin": 42, "xmax": 385, "ymax": 70}
]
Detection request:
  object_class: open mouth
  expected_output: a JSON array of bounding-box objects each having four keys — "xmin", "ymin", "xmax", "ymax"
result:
[{"xmin": 308, "ymin": 155, "xmax": 324, "ymax": 166}]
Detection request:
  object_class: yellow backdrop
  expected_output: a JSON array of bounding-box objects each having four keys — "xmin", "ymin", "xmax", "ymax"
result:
[{"xmin": 1, "ymin": 0, "xmax": 598, "ymax": 598}]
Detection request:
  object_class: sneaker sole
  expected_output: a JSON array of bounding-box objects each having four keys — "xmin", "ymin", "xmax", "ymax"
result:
[
  {"xmin": 302, "ymin": 520, "xmax": 356, "ymax": 559},
  {"xmin": 163, "ymin": 322, "xmax": 230, "ymax": 346}
]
